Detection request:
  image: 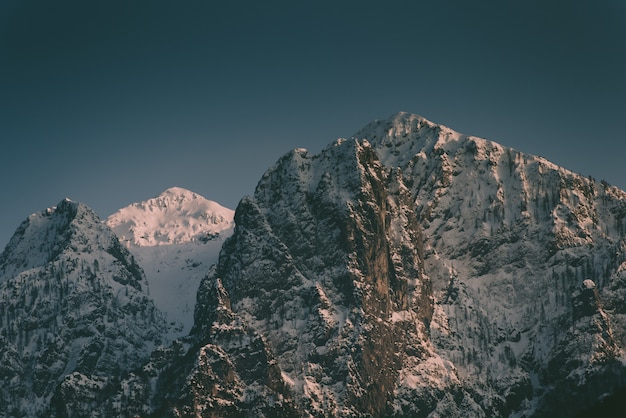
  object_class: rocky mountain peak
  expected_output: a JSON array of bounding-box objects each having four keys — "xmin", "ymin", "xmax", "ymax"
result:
[
  {"xmin": 176, "ymin": 134, "xmax": 455, "ymax": 415},
  {"xmin": 0, "ymin": 198, "xmax": 167, "ymax": 417},
  {"xmin": 0, "ymin": 199, "xmax": 111, "ymax": 282},
  {"xmin": 354, "ymin": 111, "xmax": 460, "ymax": 149},
  {"xmin": 172, "ymin": 114, "xmax": 626, "ymax": 416}
]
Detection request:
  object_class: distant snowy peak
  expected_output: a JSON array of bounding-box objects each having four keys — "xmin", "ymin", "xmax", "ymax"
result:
[{"xmin": 106, "ymin": 187, "xmax": 235, "ymax": 247}]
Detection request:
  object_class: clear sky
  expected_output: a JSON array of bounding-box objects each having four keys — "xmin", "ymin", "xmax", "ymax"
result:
[{"xmin": 1, "ymin": 0, "xmax": 625, "ymax": 248}]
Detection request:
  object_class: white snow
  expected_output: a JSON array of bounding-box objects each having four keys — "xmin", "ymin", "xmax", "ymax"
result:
[
  {"xmin": 106, "ymin": 187, "xmax": 235, "ymax": 338},
  {"xmin": 107, "ymin": 186, "xmax": 234, "ymax": 247}
]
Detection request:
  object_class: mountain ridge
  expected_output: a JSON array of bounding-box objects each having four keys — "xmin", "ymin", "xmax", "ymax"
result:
[
  {"xmin": 171, "ymin": 112, "xmax": 626, "ymax": 416},
  {"xmin": 2, "ymin": 112, "xmax": 626, "ymax": 416},
  {"xmin": 0, "ymin": 198, "xmax": 168, "ymax": 417}
]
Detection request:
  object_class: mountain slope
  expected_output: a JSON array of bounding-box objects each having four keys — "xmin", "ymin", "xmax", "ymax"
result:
[
  {"xmin": 4, "ymin": 113, "xmax": 626, "ymax": 417},
  {"xmin": 157, "ymin": 113, "xmax": 626, "ymax": 417},
  {"xmin": 106, "ymin": 187, "xmax": 235, "ymax": 338},
  {"xmin": 0, "ymin": 199, "xmax": 168, "ymax": 417},
  {"xmin": 187, "ymin": 140, "xmax": 450, "ymax": 416},
  {"xmin": 361, "ymin": 113, "xmax": 626, "ymax": 416}
]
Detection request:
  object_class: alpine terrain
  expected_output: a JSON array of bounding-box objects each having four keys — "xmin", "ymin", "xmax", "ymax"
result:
[
  {"xmin": 106, "ymin": 187, "xmax": 235, "ymax": 339},
  {"xmin": 0, "ymin": 199, "xmax": 168, "ymax": 417},
  {"xmin": 2, "ymin": 112, "xmax": 626, "ymax": 417}
]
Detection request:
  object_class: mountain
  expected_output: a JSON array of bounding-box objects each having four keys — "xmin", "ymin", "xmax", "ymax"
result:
[
  {"xmin": 3, "ymin": 113, "xmax": 626, "ymax": 417},
  {"xmin": 143, "ymin": 113, "xmax": 626, "ymax": 416},
  {"xmin": 0, "ymin": 198, "xmax": 168, "ymax": 417},
  {"xmin": 106, "ymin": 187, "xmax": 235, "ymax": 338},
  {"xmin": 106, "ymin": 186, "xmax": 234, "ymax": 248},
  {"xmin": 358, "ymin": 113, "xmax": 626, "ymax": 416}
]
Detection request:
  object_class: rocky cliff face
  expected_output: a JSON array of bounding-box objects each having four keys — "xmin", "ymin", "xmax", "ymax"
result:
[
  {"xmin": 158, "ymin": 113, "xmax": 626, "ymax": 417},
  {"xmin": 0, "ymin": 199, "xmax": 168, "ymax": 417},
  {"xmin": 362, "ymin": 113, "xmax": 626, "ymax": 416},
  {"xmin": 183, "ymin": 139, "xmax": 446, "ymax": 416}
]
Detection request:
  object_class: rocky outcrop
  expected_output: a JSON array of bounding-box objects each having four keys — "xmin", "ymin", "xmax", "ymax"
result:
[
  {"xmin": 362, "ymin": 113, "xmax": 626, "ymax": 416},
  {"xmin": 173, "ymin": 139, "xmax": 461, "ymax": 416}
]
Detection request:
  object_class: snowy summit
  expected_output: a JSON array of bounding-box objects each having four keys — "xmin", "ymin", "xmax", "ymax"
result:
[
  {"xmin": 106, "ymin": 187, "xmax": 235, "ymax": 338},
  {"xmin": 106, "ymin": 186, "xmax": 234, "ymax": 247}
]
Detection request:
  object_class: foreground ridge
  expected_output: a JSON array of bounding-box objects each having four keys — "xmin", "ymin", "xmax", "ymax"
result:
[{"xmin": 146, "ymin": 113, "xmax": 626, "ymax": 417}]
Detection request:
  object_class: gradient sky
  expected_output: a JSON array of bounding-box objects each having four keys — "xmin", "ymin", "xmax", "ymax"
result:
[{"xmin": 1, "ymin": 0, "xmax": 625, "ymax": 248}]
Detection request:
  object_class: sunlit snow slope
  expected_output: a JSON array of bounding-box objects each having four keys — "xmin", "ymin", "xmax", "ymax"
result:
[{"xmin": 106, "ymin": 187, "xmax": 234, "ymax": 337}]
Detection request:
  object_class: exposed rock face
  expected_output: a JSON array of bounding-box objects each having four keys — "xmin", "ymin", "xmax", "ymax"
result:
[
  {"xmin": 166, "ymin": 113, "xmax": 626, "ymax": 417},
  {"xmin": 363, "ymin": 113, "xmax": 626, "ymax": 417},
  {"xmin": 142, "ymin": 138, "xmax": 441, "ymax": 416},
  {"xmin": 0, "ymin": 199, "xmax": 167, "ymax": 417}
]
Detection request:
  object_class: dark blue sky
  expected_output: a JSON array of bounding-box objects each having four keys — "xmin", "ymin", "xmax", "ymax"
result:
[{"xmin": 1, "ymin": 0, "xmax": 625, "ymax": 247}]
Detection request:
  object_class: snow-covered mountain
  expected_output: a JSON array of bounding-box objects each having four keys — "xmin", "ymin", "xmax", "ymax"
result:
[
  {"xmin": 140, "ymin": 113, "xmax": 626, "ymax": 416},
  {"xmin": 106, "ymin": 186, "xmax": 233, "ymax": 247},
  {"xmin": 358, "ymin": 114, "xmax": 626, "ymax": 416},
  {"xmin": 0, "ymin": 198, "xmax": 168, "ymax": 417},
  {"xmin": 3, "ymin": 113, "xmax": 626, "ymax": 417},
  {"xmin": 106, "ymin": 187, "xmax": 235, "ymax": 338}
]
